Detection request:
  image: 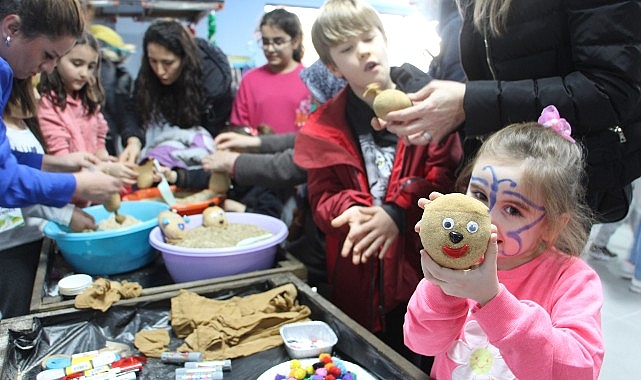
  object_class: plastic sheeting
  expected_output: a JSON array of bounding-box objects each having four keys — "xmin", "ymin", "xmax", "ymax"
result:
[{"xmin": 2, "ymin": 276, "xmax": 429, "ymax": 379}]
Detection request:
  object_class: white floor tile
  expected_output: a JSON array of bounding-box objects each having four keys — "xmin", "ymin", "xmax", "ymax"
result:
[{"xmin": 585, "ymin": 222, "xmax": 641, "ymax": 379}]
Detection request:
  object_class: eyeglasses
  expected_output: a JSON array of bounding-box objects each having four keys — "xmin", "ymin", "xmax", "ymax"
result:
[{"xmin": 258, "ymin": 37, "xmax": 292, "ymax": 49}]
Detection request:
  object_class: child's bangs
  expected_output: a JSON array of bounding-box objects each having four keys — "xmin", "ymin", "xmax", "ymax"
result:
[
  {"xmin": 325, "ymin": 18, "xmax": 374, "ymax": 45},
  {"xmin": 315, "ymin": 3, "xmax": 383, "ymax": 47}
]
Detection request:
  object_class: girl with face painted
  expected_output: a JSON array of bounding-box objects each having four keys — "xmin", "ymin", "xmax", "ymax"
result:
[{"xmin": 404, "ymin": 107, "xmax": 603, "ymax": 379}]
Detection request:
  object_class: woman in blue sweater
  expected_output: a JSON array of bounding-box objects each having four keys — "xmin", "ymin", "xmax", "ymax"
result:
[{"xmin": 0, "ymin": 0, "xmax": 124, "ymax": 210}]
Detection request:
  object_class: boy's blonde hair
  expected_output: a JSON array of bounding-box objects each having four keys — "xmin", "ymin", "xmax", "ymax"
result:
[
  {"xmin": 311, "ymin": 0, "xmax": 385, "ymax": 67},
  {"xmin": 472, "ymin": 122, "xmax": 593, "ymax": 256}
]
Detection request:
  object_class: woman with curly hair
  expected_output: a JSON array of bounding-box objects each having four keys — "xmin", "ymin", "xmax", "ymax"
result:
[{"xmin": 118, "ymin": 18, "xmax": 234, "ymax": 167}]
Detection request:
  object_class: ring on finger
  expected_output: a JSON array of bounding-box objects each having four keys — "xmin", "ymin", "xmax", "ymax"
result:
[{"xmin": 422, "ymin": 131, "xmax": 432, "ymax": 143}]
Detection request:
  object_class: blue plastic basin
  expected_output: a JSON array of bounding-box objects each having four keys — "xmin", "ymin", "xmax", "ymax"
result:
[{"xmin": 43, "ymin": 200, "xmax": 169, "ymax": 275}]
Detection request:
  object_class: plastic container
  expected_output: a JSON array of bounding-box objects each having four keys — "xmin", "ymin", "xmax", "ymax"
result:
[
  {"xmin": 149, "ymin": 212, "xmax": 288, "ymax": 283},
  {"xmin": 43, "ymin": 201, "xmax": 169, "ymax": 275},
  {"xmin": 122, "ymin": 186, "xmax": 222, "ymax": 216},
  {"xmin": 57, "ymin": 274, "xmax": 93, "ymax": 296},
  {"xmin": 279, "ymin": 321, "xmax": 338, "ymax": 359}
]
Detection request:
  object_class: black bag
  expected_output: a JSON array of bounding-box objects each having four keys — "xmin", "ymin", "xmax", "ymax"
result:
[{"xmin": 581, "ymin": 126, "xmax": 641, "ymax": 223}]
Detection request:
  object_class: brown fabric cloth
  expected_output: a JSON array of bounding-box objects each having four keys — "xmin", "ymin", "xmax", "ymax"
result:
[
  {"xmin": 170, "ymin": 283, "xmax": 311, "ymax": 359},
  {"xmin": 133, "ymin": 329, "xmax": 171, "ymax": 358},
  {"xmin": 119, "ymin": 280, "xmax": 143, "ymax": 298},
  {"xmin": 74, "ymin": 278, "xmax": 143, "ymax": 312}
]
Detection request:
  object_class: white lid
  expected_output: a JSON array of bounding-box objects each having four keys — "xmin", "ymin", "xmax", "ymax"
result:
[{"xmin": 58, "ymin": 274, "xmax": 93, "ymax": 296}]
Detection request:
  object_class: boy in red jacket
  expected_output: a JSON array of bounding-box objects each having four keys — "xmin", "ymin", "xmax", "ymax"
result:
[{"xmin": 293, "ymin": 0, "xmax": 462, "ymax": 361}]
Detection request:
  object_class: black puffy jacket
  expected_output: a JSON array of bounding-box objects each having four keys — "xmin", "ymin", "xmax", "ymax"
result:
[
  {"xmin": 458, "ymin": 0, "xmax": 641, "ymax": 140},
  {"xmin": 195, "ymin": 38, "xmax": 233, "ymax": 137},
  {"xmin": 457, "ymin": 0, "xmax": 641, "ymax": 220}
]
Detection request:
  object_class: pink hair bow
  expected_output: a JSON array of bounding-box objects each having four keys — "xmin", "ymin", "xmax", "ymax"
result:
[{"xmin": 538, "ymin": 105, "xmax": 575, "ymax": 143}]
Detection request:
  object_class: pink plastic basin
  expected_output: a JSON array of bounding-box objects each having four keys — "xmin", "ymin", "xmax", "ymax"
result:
[{"xmin": 149, "ymin": 212, "xmax": 288, "ymax": 283}]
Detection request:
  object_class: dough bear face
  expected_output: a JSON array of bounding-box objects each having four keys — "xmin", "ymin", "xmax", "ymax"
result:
[
  {"xmin": 202, "ymin": 206, "xmax": 228, "ymax": 228},
  {"xmin": 419, "ymin": 193, "xmax": 491, "ymax": 270},
  {"xmin": 158, "ymin": 211, "xmax": 187, "ymax": 244}
]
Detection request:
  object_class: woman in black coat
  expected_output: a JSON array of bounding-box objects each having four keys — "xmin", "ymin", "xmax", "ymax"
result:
[{"xmin": 381, "ymin": 0, "xmax": 641, "ymax": 222}]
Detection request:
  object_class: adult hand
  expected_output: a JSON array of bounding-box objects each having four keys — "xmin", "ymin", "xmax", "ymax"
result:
[
  {"xmin": 96, "ymin": 162, "xmax": 138, "ymax": 186},
  {"xmin": 202, "ymin": 150, "xmax": 240, "ymax": 174},
  {"xmin": 69, "ymin": 206, "xmax": 97, "ymax": 232},
  {"xmin": 378, "ymin": 80, "xmax": 466, "ymax": 145},
  {"xmin": 418, "ymin": 225, "xmax": 500, "ymax": 306},
  {"xmin": 223, "ymin": 198, "xmax": 247, "ymax": 212},
  {"xmin": 73, "ymin": 171, "xmax": 124, "ymax": 205},
  {"xmin": 331, "ymin": 205, "xmax": 399, "ymax": 265},
  {"xmin": 118, "ymin": 138, "xmax": 142, "ymax": 165},
  {"xmin": 42, "ymin": 151, "xmax": 100, "ymax": 172},
  {"xmin": 214, "ymin": 131, "xmax": 261, "ymax": 152}
]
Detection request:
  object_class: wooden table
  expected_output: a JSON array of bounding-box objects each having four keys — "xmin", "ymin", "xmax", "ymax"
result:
[{"xmin": 30, "ymin": 238, "xmax": 307, "ymax": 313}]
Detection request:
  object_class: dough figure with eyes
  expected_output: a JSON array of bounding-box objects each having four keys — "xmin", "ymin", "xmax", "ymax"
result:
[{"xmin": 419, "ymin": 193, "xmax": 491, "ymax": 270}]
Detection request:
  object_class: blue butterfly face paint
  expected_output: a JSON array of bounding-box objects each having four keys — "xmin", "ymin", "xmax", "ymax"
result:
[{"xmin": 467, "ymin": 162, "xmax": 547, "ymax": 261}]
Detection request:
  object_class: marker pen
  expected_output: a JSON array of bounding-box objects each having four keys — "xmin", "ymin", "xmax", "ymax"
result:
[
  {"xmin": 175, "ymin": 367, "xmax": 223, "ymax": 380},
  {"xmin": 160, "ymin": 351, "xmax": 203, "ymax": 364},
  {"xmin": 44, "ymin": 349, "xmax": 121, "ymax": 370},
  {"xmin": 79, "ymin": 369, "xmax": 119, "ymax": 380},
  {"xmin": 37, "ymin": 352, "xmax": 120, "ymax": 380},
  {"xmin": 184, "ymin": 359, "xmax": 231, "ymax": 371},
  {"xmin": 59, "ymin": 357, "xmax": 145, "ymax": 380},
  {"xmin": 70, "ymin": 350, "xmax": 101, "ymax": 365},
  {"xmin": 81, "ymin": 370, "xmax": 137, "ymax": 380}
]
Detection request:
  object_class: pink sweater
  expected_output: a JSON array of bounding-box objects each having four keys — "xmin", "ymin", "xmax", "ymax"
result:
[
  {"xmin": 38, "ymin": 93, "xmax": 108, "ymax": 155},
  {"xmin": 230, "ymin": 63, "xmax": 311, "ymax": 134},
  {"xmin": 404, "ymin": 248, "xmax": 604, "ymax": 380}
]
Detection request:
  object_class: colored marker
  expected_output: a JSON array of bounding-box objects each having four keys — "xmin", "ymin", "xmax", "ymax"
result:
[
  {"xmin": 175, "ymin": 367, "xmax": 223, "ymax": 380},
  {"xmin": 161, "ymin": 351, "xmax": 203, "ymax": 364},
  {"xmin": 37, "ymin": 352, "xmax": 120, "ymax": 380},
  {"xmin": 184, "ymin": 359, "xmax": 231, "ymax": 371}
]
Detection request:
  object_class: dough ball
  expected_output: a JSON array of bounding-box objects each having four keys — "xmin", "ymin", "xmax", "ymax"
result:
[
  {"xmin": 202, "ymin": 206, "xmax": 228, "ymax": 228},
  {"xmin": 419, "ymin": 193, "xmax": 491, "ymax": 270},
  {"xmin": 372, "ymin": 89, "xmax": 412, "ymax": 120}
]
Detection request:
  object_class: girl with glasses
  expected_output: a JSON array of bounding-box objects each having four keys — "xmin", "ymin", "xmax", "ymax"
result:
[{"xmin": 230, "ymin": 8, "xmax": 311, "ymax": 135}]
